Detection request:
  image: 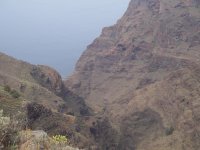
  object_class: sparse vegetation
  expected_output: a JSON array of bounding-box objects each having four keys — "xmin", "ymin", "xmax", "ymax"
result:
[
  {"xmin": 3, "ymin": 85, "xmax": 20, "ymax": 99},
  {"xmin": 52, "ymin": 135, "xmax": 68, "ymax": 144}
]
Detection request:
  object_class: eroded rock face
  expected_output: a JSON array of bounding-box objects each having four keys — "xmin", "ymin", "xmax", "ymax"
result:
[{"xmin": 66, "ymin": 0, "xmax": 200, "ymax": 149}]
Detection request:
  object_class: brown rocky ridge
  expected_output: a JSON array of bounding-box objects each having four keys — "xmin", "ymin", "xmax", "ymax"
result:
[{"xmin": 65, "ymin": 0, "xmax": 200, "ymax": 149}]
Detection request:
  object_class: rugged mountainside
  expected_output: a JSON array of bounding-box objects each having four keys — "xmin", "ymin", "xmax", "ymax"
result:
[
  {"xmin": 1, "ymin": 0, "xmax": 200, "ymax": 149},
  {"xmin": 66, "ymin": 0, "xmax": 200, "ymax": 149}
]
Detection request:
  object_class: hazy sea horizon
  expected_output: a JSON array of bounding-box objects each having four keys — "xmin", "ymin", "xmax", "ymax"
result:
[{"xmin": 0, "ymin": 0, "xmax": 129, "ymax": 77}]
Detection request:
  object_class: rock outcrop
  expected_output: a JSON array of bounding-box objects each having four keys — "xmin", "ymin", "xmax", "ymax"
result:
[
  {"xmin": 19, "ymin": 130, "xmax": 81, "ymax": 150},
  {"xmin": 66, "ymin": 0, "xmax": 200, "ymax": 149}
]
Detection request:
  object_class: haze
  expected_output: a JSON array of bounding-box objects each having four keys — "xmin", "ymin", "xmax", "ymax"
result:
[{"xmin": 0, "ymin": 0, "xmax": 129, "ymax": 77}]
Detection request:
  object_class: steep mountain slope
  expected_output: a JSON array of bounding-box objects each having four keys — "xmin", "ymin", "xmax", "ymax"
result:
[{"xmin": 66, "ymin": 0, "xmax": 200, "ymax": 149}]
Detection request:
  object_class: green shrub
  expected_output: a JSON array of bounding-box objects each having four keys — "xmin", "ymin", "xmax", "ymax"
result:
[
  {"xmin": 10, "ymin": 90, "xmax": 20, "ymax": 99},
  {"xmin": 4, "ymin": 85, "xmax": 11, "ymax": 93},
  {"xmin": 52, "ymin": 135, "xmax": 68, "ymax": 144}
]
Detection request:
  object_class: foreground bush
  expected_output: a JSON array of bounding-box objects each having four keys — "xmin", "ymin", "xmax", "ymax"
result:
[{"xmin": 0, "ymin": 110, "xmax": 20, "ymax": 149}]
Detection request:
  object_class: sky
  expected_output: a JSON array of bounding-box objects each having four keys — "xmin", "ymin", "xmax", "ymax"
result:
[{"xmin": 0, "ymin": 0, "xmax": 130, "ymax": 77}]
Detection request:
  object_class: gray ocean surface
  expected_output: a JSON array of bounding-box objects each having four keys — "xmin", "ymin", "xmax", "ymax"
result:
[{"xmin": 0, "ymin": 0, "xmax": 129, "ymax": 77}]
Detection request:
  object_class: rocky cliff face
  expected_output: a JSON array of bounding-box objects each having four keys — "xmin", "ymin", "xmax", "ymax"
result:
[{"xmin": 66, "ymin": 0, "xmax": 200, "ymax": 149}]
